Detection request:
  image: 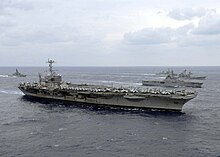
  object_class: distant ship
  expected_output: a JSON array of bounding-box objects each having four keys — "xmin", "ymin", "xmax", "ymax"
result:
[
  {"xmin": 156, "ymin": 69, "xmax": 177, "ymax": 76},
  {"xmin": 157, "ymin": 69, "xmax": 206, "ymax": 80},
  {"xmin": 9, "ymin": 69, "xmax": 26, "ymax": 77},
  {"xmin": 142, "ymin": 74, "xmax": 203, "ymax": 88},
  {"xmin": 18, "ymin": 59, "xmax": 198, "ymax": 112},
  {"xmin": 178, "ymin": 70, "xmax": 206, "ymax": 80}
]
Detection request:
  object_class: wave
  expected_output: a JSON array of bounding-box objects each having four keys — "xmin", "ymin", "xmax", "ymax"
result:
[
  {"xmin": 99, "ymin": 80, "xmax": 121, "ymax": 84},
  {"xmin": 0, "ymin": 75, "xmax": 9, "ymax": 78},
  {"xmin": 132, "ymin": 82, "xmax": 142, "ymax": 86},
  {"xmin": 0, "ymin": 90, "xmax": 24, "ymax": 95},
  {"xmin": 2, "ymin": 118, "xmax": 42, "ymax": 126},
  {"xmin": 143, "ymin": 73, "xmax": 156, "ymax": 76},
  {"xmin": 74, "ymin": 73, "xmax": 157, "ymax": 77}
]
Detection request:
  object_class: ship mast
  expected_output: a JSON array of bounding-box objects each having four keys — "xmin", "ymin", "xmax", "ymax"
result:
[
  {"xmin": 46, "ymin": 59, "xmax": 56, "ymax": 87},
  {"xmin": 47, "ymin": 59, "xmax": 55, "ymax": 75}
]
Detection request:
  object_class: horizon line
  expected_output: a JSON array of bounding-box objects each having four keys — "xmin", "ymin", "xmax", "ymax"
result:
[{"xmin": 1, "ymin": 65, "xmax": 220, "ymax": 67}]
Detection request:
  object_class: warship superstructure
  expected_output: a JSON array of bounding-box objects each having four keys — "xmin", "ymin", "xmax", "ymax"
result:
[
  {"xmin": 156, "ymin": 69, "xmax": 177, "ymax": 76},
  {"xmin": 157, "ymin": 69, "xmax": 206, "ymax": 80},
  {"xmin": 179, "ymin": 70, "xmax": 206, "ymax": 80},
  {"xmin": 18, "ymin": 59, "xmax": 198, "ymax": 112},
  {"xmin": 142, "ymin": 74, "xmax": 203, "ymax": 88},
  {"xmin": 9, "ymin": 69, "xmax": 26, "ymax": 77}
]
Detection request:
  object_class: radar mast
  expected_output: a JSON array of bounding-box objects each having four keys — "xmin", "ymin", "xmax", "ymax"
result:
[{"xmin": 46, "ymin": 59, "xmax": 55, "ymax": 75}]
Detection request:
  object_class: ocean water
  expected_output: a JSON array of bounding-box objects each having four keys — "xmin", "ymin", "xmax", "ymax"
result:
[{"xmin": 0, "ymin": 66, "xmax": 220, "ymax": 157}]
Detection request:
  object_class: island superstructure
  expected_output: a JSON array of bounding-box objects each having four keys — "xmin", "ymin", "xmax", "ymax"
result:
[{"xmin": 18, "ymin": 59, "xmax": 198, "ymax": 112}]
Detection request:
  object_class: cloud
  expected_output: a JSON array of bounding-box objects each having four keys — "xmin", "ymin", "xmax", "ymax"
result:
[
  {"xmin": 168, "ymin": 8, "xmax": 211, "ymax": 20},
  {"xmin": 192, "ymin": 14, "xmax": 220, "ymax": 35},
  {"xmin": 0, "ymin": 25, "xmax": 102, "ymax": 46},
  {"xmin": 0, "ymin": 17, "xmax": 14, "ymax": 27},
  {"xmin": 176, "ymin": 23, "xmax": 194, "ymax": 35},
  {"xmin": 123, "ymin": 27, "xmax": 175, "ymax": 45},
  {"xmin": 178, "ymin": 34, "xmax": 220, "ymax": 47},
  {"xmin": 0, "ymin": 0, "xmax": 46, "ymax": 36},
  {"xmin": 123, "ymin": 24, "xmax": 195, "ymax": 45},
  {"xmin": 0, "ymin": 0, "xmax": 35, "ymax": 11},
  {"xmin": 0, "ymin": 0, "xmax": 97, "ymax": 46},
  {"xmin": 122, "ymin": 20, "xmax": 220, "ymax": 48},
  {"xmin": 1, "ymin": 0, "xmax": 220, "ymax": 66}
]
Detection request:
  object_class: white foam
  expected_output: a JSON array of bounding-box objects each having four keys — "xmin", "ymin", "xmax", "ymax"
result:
[
  {"xmin": 0, "ymin": 90, "xmax": 24, "ymax": 95},
  {"xmin": 143, "ymin": 73, "xmax": 156, "ymax": 76},
  {"xmin": 58, "ymin": 128, "xmax": 67, "ymax": 131},
  {"xmin": 96, "ymin": 146, "xmax": 102, "ymax": 149},
  {"xmin": 162, "ymin": 137, "xmax": 168, "ymax": 140},
  {"xmin": 0, "ymin": 75, "xmax": 9, "ymax": 78}
]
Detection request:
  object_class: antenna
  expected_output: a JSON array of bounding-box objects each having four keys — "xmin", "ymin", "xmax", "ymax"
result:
[{"xmin": 46, "ymin": 58, "xmax": 55, "ymax": 75}]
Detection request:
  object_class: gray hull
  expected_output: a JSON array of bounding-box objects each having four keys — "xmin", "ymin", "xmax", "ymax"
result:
[
  {"xmin": 181, "ymin": 76, "xmax": 206, "ymax": 80},
  {"xmin": 142, "ymin": 80, "xmax": 203, "ymax": 88},
  {"xmin": 9, "ymin": 69, "xmax": 26, "ymax": 77},
  {"xmin": 19, "ymin": 87, "xmax": 194, "ymax": 112}
]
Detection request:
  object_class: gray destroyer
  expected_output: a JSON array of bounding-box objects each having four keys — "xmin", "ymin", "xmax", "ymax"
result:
[
  {"xmin": 157, "ymin": 69, "xmax": 206, "ymax": 80},
  {"xmin": 142, "ymin": 74, "xmax": 203, "ymax": 88},
  {"xmin": 179, "ymin": 70, "xmax": 206, "ymax": 80},
  {"xmin": 9, "ymin": 69, "xmax": 26, "ymax": 77},
  {"xmin": 18, "ymin": 59, "xmax": 198, "ymax": 112}
]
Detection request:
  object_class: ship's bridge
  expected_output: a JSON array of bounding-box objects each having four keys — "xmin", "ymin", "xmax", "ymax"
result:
[{"xmin": 44, "ymin": 74, "xmax": 62, "ymax": 84}]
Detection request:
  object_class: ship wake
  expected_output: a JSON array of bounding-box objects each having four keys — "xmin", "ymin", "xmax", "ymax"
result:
[
  {"xmin": 0, "ymin": 75, "xmax": 9, "ymax": 78},
  {"xmin": 0, "ymin": 90, "xmax": 24, "ymax": 95}
]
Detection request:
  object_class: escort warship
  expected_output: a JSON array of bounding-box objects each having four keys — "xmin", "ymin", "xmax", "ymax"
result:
[
  {"xmin": 142, "ymin": 74, "xmax": 203, "ymax": 88},
  {"xmin": 157, "ymin": 69, "xmax": 206, "ymax": 80},
  {"xmin": 178, "ymin": 70, "xmax": 206, "ymax": 80},
  {"xmin": 18, "ymin": 59, "xmax": 198, "ymax": 112},
  {"xmin": 9, "ymin": 69, "xmax": 26, "ymax": 77}
]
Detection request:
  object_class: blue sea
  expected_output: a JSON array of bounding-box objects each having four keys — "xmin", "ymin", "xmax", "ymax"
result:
[{"xmin": 0, "ymin": 66, "xmax": 220, "ymax": 157}]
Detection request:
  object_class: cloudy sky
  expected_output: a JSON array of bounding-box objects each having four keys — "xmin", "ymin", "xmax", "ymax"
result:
[{"xmin": 1, "ymin": 0, "xmax": 220, "ymax": 66}]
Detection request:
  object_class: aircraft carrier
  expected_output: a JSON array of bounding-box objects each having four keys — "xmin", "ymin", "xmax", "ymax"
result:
[{"xmin": 18, "ymin": 59, "xmax": 198, "ymax": 112}]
